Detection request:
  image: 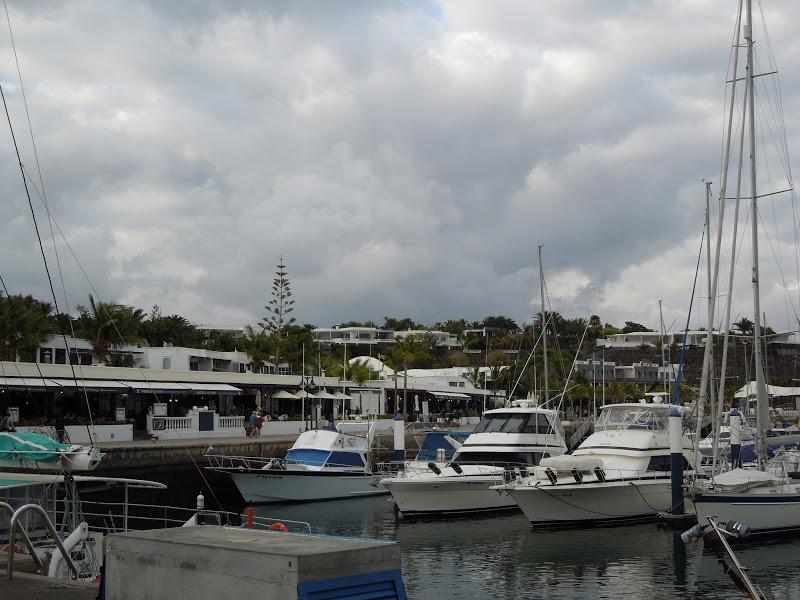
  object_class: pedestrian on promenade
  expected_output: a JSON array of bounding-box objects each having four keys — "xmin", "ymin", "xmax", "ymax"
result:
[
  {"xmin": 255, "ymin": 412, "xmax": 264, "ymax": 437},
  {"xmin": 0, "ymin": 411, "xmax": 15, "ymax": 432},
  {"xmin": 249, "ymin": 411, "xmax": 257, "ymax": 436},
  {"xmin": 54, "ymin": 413, "xmax": 66, "ymax": 443}
]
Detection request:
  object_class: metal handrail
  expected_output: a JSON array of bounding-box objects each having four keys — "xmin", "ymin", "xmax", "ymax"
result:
[
  {"xmin": 0, "ymin": 502, "xmax": 44, "ymax": 574},
  {"xmin": 7, "ymin": 504, "xmax": 78, "ymax": 581}
]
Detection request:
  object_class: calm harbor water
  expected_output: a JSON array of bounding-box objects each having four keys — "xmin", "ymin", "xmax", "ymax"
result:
[{"xmin": 109, "ymin": 467, "xmax": 800, "ymax": 600}]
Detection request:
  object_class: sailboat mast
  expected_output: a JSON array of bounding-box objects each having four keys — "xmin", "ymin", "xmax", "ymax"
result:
[
  {"xmin": 539, "ymin": 244, "xmax": 550, "ymax": 404},
  {"xmin": 745, "ymin": 0, "xmax": 769, "ymax": 466}
]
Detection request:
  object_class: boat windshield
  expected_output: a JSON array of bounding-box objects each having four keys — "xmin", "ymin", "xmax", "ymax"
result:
[
  {"xmin": 472, "ymin": 413, "xmax": 555, "ymax": 435},
  {"xmin": 595, "ymin": 406, "xmax": 668, "ymax": 431}
]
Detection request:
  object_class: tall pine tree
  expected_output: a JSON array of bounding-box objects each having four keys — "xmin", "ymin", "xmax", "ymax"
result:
[{"xmin": 259, "ymin": 257, "xmax": 295, "ymax": 368}]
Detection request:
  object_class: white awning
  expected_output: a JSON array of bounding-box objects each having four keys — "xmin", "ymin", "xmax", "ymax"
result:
[
  {"xmin": 117, "ymin": 380, "xmax": 191, "ymax": 394},
  {"xmin": 333, "ymin": 391, "xmax": 354, "ymax": 400},
  {"xmin": 48, "ymin": 379, "xmax": 133, "ymax": 392},
  {"xmin": 734, "ymin": 382, "xmax": 800, "ymax": 398},
  {"xmin": 315, "ymin": 390, "xmax": 338, "ymax": 400},
  {"xmin": 271, "ymin": 390, "xmax": 299, "ymax": 400},
  {"xmin": 181, "ymin": 383, "xmax": 242, "ymax": 395},
  {"xmin": 0, "ymin": 377, "xmax": 62, "ymax": 389},
  {"xmin": 430, "ymin": 391, "xmax": 471, "ymax": 399}
]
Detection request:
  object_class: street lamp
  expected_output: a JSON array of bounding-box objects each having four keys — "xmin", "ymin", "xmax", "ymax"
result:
[{"xmin": 300, "ymin": 373, "xmax": 316, "ymax": 430}]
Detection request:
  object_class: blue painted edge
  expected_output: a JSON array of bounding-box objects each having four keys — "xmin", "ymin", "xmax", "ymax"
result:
[{"xmin": 298, "ymin": 568, "xmax": 407, "ymax": 600}]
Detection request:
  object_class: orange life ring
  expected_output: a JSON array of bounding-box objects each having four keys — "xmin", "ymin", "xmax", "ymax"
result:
[{"xmin": 269, "ymin": 522, "xmax": 288, "ymax": 532}]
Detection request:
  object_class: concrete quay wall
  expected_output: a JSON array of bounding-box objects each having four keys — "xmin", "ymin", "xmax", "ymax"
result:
[{"xmin": 94, "ymin": 436, "xmax": 297, "ymax": 472}]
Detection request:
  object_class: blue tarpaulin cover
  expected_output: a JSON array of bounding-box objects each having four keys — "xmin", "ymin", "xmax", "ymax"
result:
[{"xmin": 0, "ymin": 432, "xmax": 72, "ymax": 462}]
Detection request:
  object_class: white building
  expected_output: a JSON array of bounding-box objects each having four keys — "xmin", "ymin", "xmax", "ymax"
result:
[
  {"xmin": 596, "ymin": 330, "xmax": 718, "ymax": 349},
  {"xmin": 313, "ymin": 326, "xmax": 459, "ymax": 348}
]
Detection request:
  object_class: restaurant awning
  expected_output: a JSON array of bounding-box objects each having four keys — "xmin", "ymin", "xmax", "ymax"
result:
[
  {"xmin": 271, "ymin": 390, "xmax": 299, "ymax": 400},
  {"xmin": 47, "ymin": 379, "xmax": 134, "ymax": 392},
  {"xmin": 430, "ymin": 391, "xmax": 471, "ymax": 399},
  {"xmin": 0, "ymin": 377, "xmax": 63, "ymax": 390},
  {"xmin": 181, "ymin": 383, "xmax": 242, "ymax": 395},
  {"xmin": 117, "ymin": 380, "xmax": 192, "ymax": 394}
]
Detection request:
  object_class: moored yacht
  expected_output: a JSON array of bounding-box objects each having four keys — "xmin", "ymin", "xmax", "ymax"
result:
[
  {"xmin": 495, "ymin": 400, "xmax": 694, "ymax": 527},
  {"xmin": 207, "ymin": 421, "xmax": 389, "ymax": 503},
  {"xmin": 380, "ymin": 402, "xmax": 567, "ymax": 516}
]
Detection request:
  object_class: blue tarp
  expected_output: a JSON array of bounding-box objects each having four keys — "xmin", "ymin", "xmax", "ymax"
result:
[{"xmin": 0, "ymin": 432, "xmax": 72, "ymax": 462}]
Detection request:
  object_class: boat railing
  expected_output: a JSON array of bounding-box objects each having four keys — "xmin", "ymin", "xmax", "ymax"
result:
[
  {"xmin": 374, "ymin": 460, "xmax": 535, "ymax": 482},
  {"xmin": 6, "ymin": 503, "xmax": 78, "ymax": 581},
  {"xmin": 206, "ymin": 454, "xmax": 281, "ymax": 470},
  {"xmin": 52, "ymin": 497, "xmax": 312, "ymax": 535}
]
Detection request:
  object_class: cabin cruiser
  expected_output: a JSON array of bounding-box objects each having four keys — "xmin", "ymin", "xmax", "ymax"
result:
[
  {"xmin": 207, "ymin": 421, "xmax": 390, "ymax": 503},
  {"xmin": 380, "ymin": 402, "xmax": 567, "ymax": 516},
  {"xmin": 494, "ymin": 400, "xmax": 695, "ymax": 527}
]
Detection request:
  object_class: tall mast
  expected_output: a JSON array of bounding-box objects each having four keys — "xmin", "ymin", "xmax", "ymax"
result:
[
  {"xmin": 659, "ymin": 299, "xmax": 667, "ymax": 394},
  {"xmin": 539, "ymin": 244, "xmax": 549, "ymax": 404},
  {"xmin": 745, "ymin": 0, "xmax": 769, "ymax": 466}
]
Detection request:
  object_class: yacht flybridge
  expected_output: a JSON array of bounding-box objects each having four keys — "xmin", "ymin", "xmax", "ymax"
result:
[
  {"xmin": 494, "ymin": 399, "xmax": 695, "ymax": 527},
  {"xmin": 380, "ymin": 401, "xmax": 567, "ymax": 516}
]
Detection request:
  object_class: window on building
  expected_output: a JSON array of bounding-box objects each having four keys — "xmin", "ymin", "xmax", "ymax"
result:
[
  {"xmin": 449, "ymin": 381, "xmax": 459, "ymax": 388},
  {"xmin": 55, "ymin": 348, "xmax": 66, "ymax": 364},
  {"xmin": 278, "ymin": 366, "xmax": 291, "ymax": 376},
  {"xmin": 40, "ymin": 349, "xmax": 52, "ymax": 364},
  {"xmin": 189, "ymin": 361, "xmax": 199, "ymax": 372},
  {"xmin": 239, "ymin": 363, "xmax": 246, "ymax": 373},
  {"xmin": 163, "ymin": 356, "xmax": 172, "ymax": 370},
  {"xmin": 262, "ymin": 365, "xmax": 275, "ymax": 375}
]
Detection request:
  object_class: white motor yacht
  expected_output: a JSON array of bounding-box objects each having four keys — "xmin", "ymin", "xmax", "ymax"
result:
[
  {"xmin": 495, "ymin": 400, "xmax": 694, "ymax": 527},
  {"xmin": 208, "ymin": 422, "xmax": 389, "ymax": 503},
  {"xmin": 380, "ymin": 402, "xmax": 567, "ymax": 516}
]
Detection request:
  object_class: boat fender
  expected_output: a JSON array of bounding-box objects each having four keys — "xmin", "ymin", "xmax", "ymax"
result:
[
  {"xmin": 269, "ymin": 522, "xmax": 289, "ymax": 533},
  {"xmin": 571, "ymin": 468, "xmax": 583, "ymax": 484},
  {"xmin": 427, "ymin": 462, "xmax": 441, "ymax": 475},
  {"xmin": 246, "ymin": 504, "xmax": 255, "ymax": 529},
  {"xmin": 594, "ymin": 467, "xmax": 606, "ymax": 483},
  {"xmin": 545, "ymin": 468, "xmax": 558, "ymax": 485},
  {"xmin": 451, "ymin": 462, "xmax": 463, "ymax": 475}
]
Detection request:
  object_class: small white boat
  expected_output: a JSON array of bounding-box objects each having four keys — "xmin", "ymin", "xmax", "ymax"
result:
[
  {"xmin": 693, "ymin": 451, "xmax": 800, "ymax": 535},
  {"xmin": 208, "ymin": 422, "xmax": 389, "ymax": 503},
  {"xmin": 495, "ymin": 400, "xmax": 695, "ymax": 527},
  {"xmin": 0, "ymin": 431, "xmax": 102, "ymax": 472},
  {"xmin": 381, "ymin": 402, "xmax": 567, "ymax": 516}
]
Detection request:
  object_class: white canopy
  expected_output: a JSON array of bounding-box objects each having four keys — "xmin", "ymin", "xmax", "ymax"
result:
[
  {"xmin": 270, "ymin": 389, "xmax": 299, "ymax": 400},
  {"xmin": 315, "ymin": 390, "xmax": 338, "ymax": 400},
  {"xmin": 734, "ymin": 382, "xmax": 800, "ymax": 398},
  {"xmin": 294, "ymin": 390, "xmax": 322, "ymax": 400},
  {"xmin": 333, "ymin": 391, "xmax": 354, "ymax": 400}
]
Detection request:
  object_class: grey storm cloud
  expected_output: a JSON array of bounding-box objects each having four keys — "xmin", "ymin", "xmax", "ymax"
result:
[{"xmin": 2, "ymin": 0, "xmax": 800, "ymax": 333}]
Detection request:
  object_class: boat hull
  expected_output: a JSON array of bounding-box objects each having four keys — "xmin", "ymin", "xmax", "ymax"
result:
[
  {"xmin": 693, "ymin": 493, "xmax": 800, "ymax": 535},
  {"xmin": 382, "ymin": 475, "xmax": 516, "ymax": 516},
  {"xmin": 509, "ymin": 478, "xmax": 674, "ymax": 527},
  {"xmin": 225, "ymin": 469, "xmax": 387, "ymax": 503}
]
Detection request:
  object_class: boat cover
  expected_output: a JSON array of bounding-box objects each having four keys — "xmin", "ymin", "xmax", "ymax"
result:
[
  {"xmin": 0, "ymin": 432, "xmax": 73, "ymax": 462},
  {"xmin": 712, "ymin": 467, "xmax": 783, "ymax": 491}
]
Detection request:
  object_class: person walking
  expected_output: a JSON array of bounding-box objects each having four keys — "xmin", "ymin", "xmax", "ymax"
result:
[
  {"xmin": 0, "ymin": 410, "xmax": 15, "ymax": 432},
  {"xmin": 255, "ymin": 412, "xmax": 264, "ymax": 437},
  {"xmin": 248, "ymin": 411, "xmax": 257, "ymax": 437},
  {"xmin": 54, "ymin": 413, "xmax": 66, "ymax": 444}
]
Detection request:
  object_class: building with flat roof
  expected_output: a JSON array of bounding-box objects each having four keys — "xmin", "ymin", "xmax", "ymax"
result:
[{"xmin": 312, "ymin": 326, "xmax": 459, "ymax": 348}]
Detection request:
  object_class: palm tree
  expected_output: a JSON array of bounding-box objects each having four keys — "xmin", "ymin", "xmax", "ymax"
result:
[
  {"xmin": 734, "ymin": 317, "xmax": 754, "ymax": 336},
  {"xmin": 241, "ymin": 325, "xmax": 272, "ymax": 373},
  {"xmin": 0, "ymin": 294, "xmax": 55, "ymax": 361},
  {"xmin": 74, "ymin": 295, "xmax": 143, "ymax": 364}
]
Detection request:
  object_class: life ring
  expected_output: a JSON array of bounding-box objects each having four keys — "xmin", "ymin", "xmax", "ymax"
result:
[{"xmin": 269, "ymin": 522, "xmax": 288, "ymax": 532}]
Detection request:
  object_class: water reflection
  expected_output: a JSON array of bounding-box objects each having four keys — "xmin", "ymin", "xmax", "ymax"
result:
[{"xmin": 255, "ymin": 497, "xmax": 800, "ymax": 600}]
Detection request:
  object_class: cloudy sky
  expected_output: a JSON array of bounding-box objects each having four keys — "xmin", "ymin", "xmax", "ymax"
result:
[{"xmin": 2, "ymin": 0, "xmax": 800, "ymax": 333}]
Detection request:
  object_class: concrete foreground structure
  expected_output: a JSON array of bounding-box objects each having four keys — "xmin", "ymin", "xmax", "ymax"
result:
[{"xmin": 105, "ymin": 526, "xmax": 404, "ymax": 600}]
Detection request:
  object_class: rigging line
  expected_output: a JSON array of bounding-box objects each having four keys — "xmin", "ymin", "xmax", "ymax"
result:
[
  {"xmin": 3, "ymin": 4, "xmax": 96, "ymax": 438},
  {"xmin": 0, "ymin": 82, "xmax": 97, "ymax": 442},
  {"xmin": 0, "ymin": 272, "xmax": 57, "ymax": 416},
  {"xmin": 542, "ymin": 279, "xmax": 567, "ymax": 381},
  {"xmin": 20, "ymin": 166, "xmax": 161, "ymax": 406},
  {"xmin": 672, "ymin": 222, "xmax": 707, "ymax": 408},
  {"xmin": 756, "ymin": 206, "xmax": 800, "ymax": 324}
]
